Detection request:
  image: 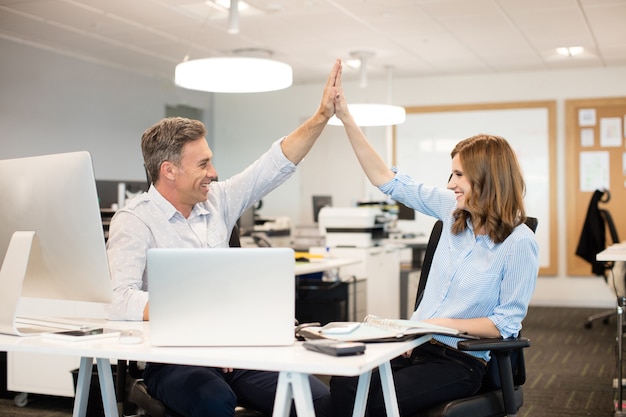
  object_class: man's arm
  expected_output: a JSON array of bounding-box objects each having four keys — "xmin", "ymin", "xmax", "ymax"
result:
[
  {"xmin": 106, "ymin": 211, "xmax": 151, "ymax": 321},
  {"xmin": 280, "ymin": 59, "xmax": 341, "ymax": 164}
]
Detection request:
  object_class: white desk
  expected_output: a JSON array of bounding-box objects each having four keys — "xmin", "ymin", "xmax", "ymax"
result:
[
  {"xmin": 596, "ymin": 242, "xmax": 626, "ymax": 262},
  {"xmin": 294, "ymin": 257, "xmax": 361, "ymax": 276},
  {"xmin": 0, "ymin": 322, "xmax": 429, "ymax": 417},
  {"xmin": 6, "ymin": 259, "xmax": 361, "ymax": 399},
  {"xmin": 597, "ymin": 243, "xmax": 626, "ymax": 417},
  {"xmin": 383, "ymin": 236, "xmax": 429, "ymax": 269}
]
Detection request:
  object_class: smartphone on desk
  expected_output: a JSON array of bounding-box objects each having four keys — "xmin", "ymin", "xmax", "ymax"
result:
[
  {"xmin": 303, "ymin": 339, "xmax": 366, "ymax": 356},
  {"xmin": 42, "ymin": 328, "xmax": 121, "ymax": 342}
]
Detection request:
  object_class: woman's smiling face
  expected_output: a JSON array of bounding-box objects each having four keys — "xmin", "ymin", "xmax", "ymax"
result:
[{"xmin": 447, "ymin": 154, "xmax": 472, "ymax": 210}]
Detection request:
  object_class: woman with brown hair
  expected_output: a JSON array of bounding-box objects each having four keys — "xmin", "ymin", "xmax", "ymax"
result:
[{"xmin": 327, "ymin": 67, "xmax": 540, "ymax": 416}]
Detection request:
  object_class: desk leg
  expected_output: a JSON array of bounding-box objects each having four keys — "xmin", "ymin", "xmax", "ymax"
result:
[
  {"xmin": 617, "ymin": 297, "xmax": 626, "ymax": 417},
  {"xmin": 73, "ymin": 357, "xmax": 93, "ymax": 417},
  {"xmin": 379, "ymin": 361, "xmax": 401, "ymax": 417},
  {"xmin": 96, "ymin": 358, "xmax": 119, "ymax": 417},
  {"xmin": 352, "ymin": 370, "xmax": 372, "ymax": 417},
  {"xmin": 72, "ymin": 357, "xmax": 119, "ymax": 417},
  {"xmin": 272, "ymin": 372, "xmax": 315, "ymax": 417}
]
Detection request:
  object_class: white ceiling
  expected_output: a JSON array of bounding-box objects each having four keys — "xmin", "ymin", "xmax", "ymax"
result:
[{"xmin": 1, "ymin": 0, "xmax": 626, "ymax": 87}]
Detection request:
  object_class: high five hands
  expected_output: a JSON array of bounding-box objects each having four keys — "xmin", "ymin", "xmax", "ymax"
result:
[{"xmin": 320, "ymin": 58, "xmax": 351, "ymax": 123}]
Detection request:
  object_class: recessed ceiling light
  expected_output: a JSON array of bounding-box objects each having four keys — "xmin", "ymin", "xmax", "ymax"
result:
[{"xmin": 556, "ymin": 46, "xmax": 584, "ymax": 57}]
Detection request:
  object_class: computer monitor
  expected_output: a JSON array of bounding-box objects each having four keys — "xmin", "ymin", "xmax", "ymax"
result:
[
  {"xmin": 396, "ymin": 201, "xmax": 416, "ymax": 220},
  {"xmin": 237, "ymin": 206, "xmax": 256, "ymax": 236},
  {"xmin": 0, "ymin": 151, "xmax": 112, "ymax": 303},
  {"xmin": 312, "ymin": 195, "xmax": 332, "ymax": 223}
]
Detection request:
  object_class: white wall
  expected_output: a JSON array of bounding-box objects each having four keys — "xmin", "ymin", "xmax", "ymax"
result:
[
  {"xmin": 0, "ymin": 38, "xmax": 213, "ymax": 180},
  {"xmin": 211, "ymin": 85, "xmax": 388, "ymax": 226},
  {"xmin": 2, "ymin": 38, "xmax": 626, "ymax": 308},
  {"xmin": 214, "ymin": 65, "xmax": 626, "ymax": 309}
]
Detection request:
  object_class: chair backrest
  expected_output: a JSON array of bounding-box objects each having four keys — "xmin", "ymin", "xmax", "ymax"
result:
[
  {"xmin": 600, "ymin": 209, "xmax": 619, "ymax": 244},
  {"xmin": 229, "ymin": 223, "xmax": 242, "ymax": 247},
  {"xmin": 413, "ymin": 216, "xmax": 538, "ymax": 390},
  {"xmin": 524, "ymin": 217, "xmax": 538, "ymax": 234},
  {"xmin": 414, "ymin": 220, "xmax": 443, "ymax": 311}
]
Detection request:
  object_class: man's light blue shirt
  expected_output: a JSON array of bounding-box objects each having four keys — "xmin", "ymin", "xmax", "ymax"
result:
[{"xmin": 106, "ymin": 138, "xmax": 296, "ymax": 321}]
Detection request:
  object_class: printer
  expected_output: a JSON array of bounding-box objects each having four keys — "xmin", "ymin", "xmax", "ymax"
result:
[
  {"xmin": 318, "ymin": 206, "xmax": 389, "ymax": 247},
  {"xmin": 249, "ymin": 216, "xmax": 292, "ymax": 248}
]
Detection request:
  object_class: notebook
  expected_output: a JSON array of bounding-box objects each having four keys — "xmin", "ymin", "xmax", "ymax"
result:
[{"xmin": 147, "ymin": 247, "xmax": 296, "ymax": 347}]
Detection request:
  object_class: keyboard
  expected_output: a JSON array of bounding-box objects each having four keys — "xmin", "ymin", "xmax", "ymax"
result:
[{"xmin": 15, "ymin": 317, "xmax": 94, "ymax": 335}]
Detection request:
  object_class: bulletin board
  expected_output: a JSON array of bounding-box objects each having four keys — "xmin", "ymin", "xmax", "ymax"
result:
[
  {"xmin": 394, "ymin": 101, "xmax": 557, "ymax": 276},
  {"xmin": 565, "ymin": 97, "xmax": 626, "ymax": 276}
]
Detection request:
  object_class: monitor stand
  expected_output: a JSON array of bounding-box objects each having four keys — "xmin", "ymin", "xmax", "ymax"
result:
[{"xmin": 0, "ymin": 231, "xmax": 41, "ymax": 336}]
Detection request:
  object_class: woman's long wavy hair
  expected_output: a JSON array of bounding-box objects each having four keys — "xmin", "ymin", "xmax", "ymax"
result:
[{"xmin": 450, "ymin": 134, "xmax": 526, "ymax": 243}]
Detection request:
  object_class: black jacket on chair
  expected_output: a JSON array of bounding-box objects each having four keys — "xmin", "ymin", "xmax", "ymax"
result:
[{"xmin": 576, "ymin": 189, "xmax": 608, "ymax": 276}]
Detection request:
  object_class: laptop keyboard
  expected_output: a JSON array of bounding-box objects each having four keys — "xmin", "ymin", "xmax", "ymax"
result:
[{"xmin": 15, "ymin": 317, "xmax": 89, "ymax": 334}]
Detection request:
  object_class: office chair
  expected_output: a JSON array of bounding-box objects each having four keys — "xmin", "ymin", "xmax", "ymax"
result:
[
  {"xmin": 584, "ymin": 208, "xmax": 621, "ymax": 328},
  {"xmin": 118, "ymin": 223, "xmax": 265, "ymax": 417},
  {"xmin": 410, "ymin": 217, "xmax": 537, "ymax": 417}
]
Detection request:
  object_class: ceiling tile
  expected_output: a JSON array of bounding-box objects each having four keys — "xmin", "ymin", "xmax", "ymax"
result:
[{"xmin": 0, "ymin": 0, "xmax": 624, "ymax": 85}]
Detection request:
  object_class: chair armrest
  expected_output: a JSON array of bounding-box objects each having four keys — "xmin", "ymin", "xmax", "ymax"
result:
[
  {"xmin": 457, "ymin": 337, "xmax": 530, "ymax": 351},
  {"xmin": 457, "ymin": 337, "xmax": 530, "ymax": 416}
]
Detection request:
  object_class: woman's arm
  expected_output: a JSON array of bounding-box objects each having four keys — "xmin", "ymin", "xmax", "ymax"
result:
[
  {"xmin": 424, "ymin": 317, "xmax": 501, "ymax": 339},
  {"xmin": 334, "ymin": 67, "xmax": 395, "ymax": 187}
]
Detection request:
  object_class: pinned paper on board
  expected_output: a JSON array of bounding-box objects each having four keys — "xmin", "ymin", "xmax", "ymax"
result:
[
  {"xmin": 580, "ymin": 128, "xmax": 594, "ymax": 147},
  {"xmin": 579, "ymin": 151, "xmax": 609, "ymax": 192},
  {"xmin": 600, "ymin": 117, "xmax": 622, "ymax": 147},
  {"xmin": 578, "ymin": 108, "xmax": 596, "ymax": 127}
]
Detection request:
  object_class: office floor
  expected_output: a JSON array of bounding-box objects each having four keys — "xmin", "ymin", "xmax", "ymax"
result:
[
  {"xmin": 0, "ymin": 306, "xmax": 620, "ymax": 417},
  {"xmin": 0, "ymin": 393, "xmax": 72, "ymax": 417}
]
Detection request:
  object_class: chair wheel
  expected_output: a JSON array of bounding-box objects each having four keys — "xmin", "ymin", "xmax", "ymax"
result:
[
  {"xmin": 585, "ymin": 322, "xmax": 593, "ymax": 329},
  {"xmin": 603, "ymin": 317, "xmax": 610, "ymax": 325},
  {"xmin": 14, "ymin": 392, "xmax": 28, "ymax": 407}
]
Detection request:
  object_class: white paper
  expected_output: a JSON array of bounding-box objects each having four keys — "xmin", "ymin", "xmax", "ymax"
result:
[
  {"xmin": 600, "ymin": 117, "xmax": 622, "ymax": 147},
  {"xmin": 580, "ymin": 128, "xmax": 594, "ymax": 147},
  {"xmin": 578, "ymin": 108, "xmax": 596, "ymax": 127},
  {"xmin": 579, "ymin": 151, "xmax": 609, "ymax": 191}
]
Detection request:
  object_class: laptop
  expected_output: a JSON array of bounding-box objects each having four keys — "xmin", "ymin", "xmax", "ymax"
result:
[{"xmin": 147, "ymin": 247, "xmax": 296, "ymax": 347}]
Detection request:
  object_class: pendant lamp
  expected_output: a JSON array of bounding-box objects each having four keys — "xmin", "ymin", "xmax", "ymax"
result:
[
  {"xmin": 174, "ymin": 0, "xmax": 292, "ymax": 93},
  {"xmin": 175, "ymin": 51, "xmax": 293, "ymax": 93}
]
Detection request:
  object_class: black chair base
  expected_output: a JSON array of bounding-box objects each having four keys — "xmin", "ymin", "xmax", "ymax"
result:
[
  {"xmin": 413, "ymin": 387, "xmax": 523, "ymax": 417},
  {"xmin": 585, "ymin": 309, "xmax": 613, "ymax": 328}
]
